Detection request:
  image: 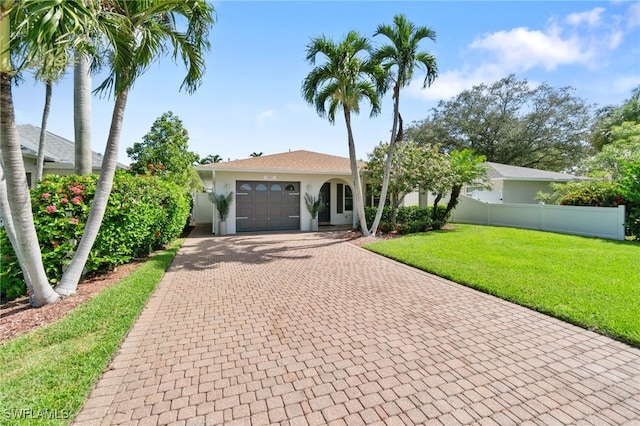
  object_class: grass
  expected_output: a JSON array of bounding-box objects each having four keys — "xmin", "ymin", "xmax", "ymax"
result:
[
  {"xmin": 364, "ymin": 224, "xmax": 640, "ymax": 347},
  {"xmin": 0, "ymin": 239, "xmax": 184, "ymax": 426}
]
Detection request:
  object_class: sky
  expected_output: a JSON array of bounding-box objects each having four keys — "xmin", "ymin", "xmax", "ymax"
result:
[{"xmin": 12, "ymin": 1, "xmax": 640, "ymax": 166}]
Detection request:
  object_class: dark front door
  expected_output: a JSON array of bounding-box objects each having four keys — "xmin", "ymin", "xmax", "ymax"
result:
[{"xmin": 318, "ymin": 182, "xmax": 330, "ymax": 224}]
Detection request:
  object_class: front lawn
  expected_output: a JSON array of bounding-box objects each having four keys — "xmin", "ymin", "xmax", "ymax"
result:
[{"xmin": 364, "ymin": 224, "xmax": 640, "ymax": 347}]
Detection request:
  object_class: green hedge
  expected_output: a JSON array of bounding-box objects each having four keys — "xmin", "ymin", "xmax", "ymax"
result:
[
  {"xmin": 363, "ymin": 205, "xmax": 449, "ymax": 234},
  {"xmin": 1, "ymin": 171, "xmax": 191, "ymax": 301}
]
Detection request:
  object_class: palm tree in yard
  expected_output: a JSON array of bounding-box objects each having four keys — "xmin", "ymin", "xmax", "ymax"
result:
[
  {"xmin": 1, "ymin": 0, "xmax": 94, "ymax": 306},
  {"xmin": 1, "ymin": 0, "xmax": 215, "ymax": 305},
  {"xmin": 368, "ymin": 14, "xmax": 438, "ymax": 235},
  {"xmin": 56, "ymin": 0, "xmax": 216, "ymax": 297},
  {"xmin": 302, "ymin": 31, "xmax": 385, "ymax": 236}
]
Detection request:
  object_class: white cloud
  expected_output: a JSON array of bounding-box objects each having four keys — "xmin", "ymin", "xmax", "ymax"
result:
[
  {"xmin": 256, "ymin": 109, "xmax": 276, "ymax": 127},
  {"xmin": 470, "ymin": 27, "xmax": 591, "ymax": 71},
  {"xmin": 628, "ymin": 2, "xmax": 640, "ymax": 29},
  {"xmin": 565, "ymin": 7, "xmax": 605, "ymax": 27}
]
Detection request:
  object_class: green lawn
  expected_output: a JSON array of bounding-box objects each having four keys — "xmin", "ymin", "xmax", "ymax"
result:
[
  {"xmin": 0, "ymin": 239, "xmax": 183, "ymax": 426},
  {"xmin": 364, "ymin": 224, "xmax": 640, "ymax": 347}
]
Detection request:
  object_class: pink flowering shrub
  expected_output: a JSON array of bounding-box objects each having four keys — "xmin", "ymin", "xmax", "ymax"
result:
[{"xmin": 1, "ymin": 171, "xmax": 191, "ymax": 301}]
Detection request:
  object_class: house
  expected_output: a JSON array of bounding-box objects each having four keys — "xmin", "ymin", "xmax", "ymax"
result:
[
  {"xmin": 196, "ymin": 150, "xmax": 368, "ymax": 234},
  {"xmin": 465, "ymin": 162, "xmax": 587, "ymax": 204},
  {"xmin": 16, "ymin": 124, "xmax": 126, "ymax": 187}
]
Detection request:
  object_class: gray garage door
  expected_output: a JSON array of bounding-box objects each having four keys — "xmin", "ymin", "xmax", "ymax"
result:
[{"xmin": 236, "ymin": 181, "xmax": 300, "ymax": 232}]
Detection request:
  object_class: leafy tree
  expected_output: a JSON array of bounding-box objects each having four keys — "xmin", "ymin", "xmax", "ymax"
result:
[
  {"xmin": 199, "ymin": 154, "xmax": 222, "ymax": 164},
  {"xmin": 414, "ymin": 145, "xmax": 454, "ymax": 226},
  {"xmin": 365, "ymin": 140, "xmax": 424, "ymax": 225},
  {"xmin": 302, "ymin": 31, "xmax": 385, "ymax": 236},
  {"xmin": 406, "ymin": 75, "xmax": 592, "ymax": 171},
  {"xmin": 579, "ymin": 122, "xmax": 640, "ymax": 179},
  {"xmin": 127, "ymin": 111, "xmax": 202, "ymax": 190},
  {"xmin": 368, "ymin": 14, "xmax": 437, "ymax": 235},
  {"xmin": 590, "ymin": 86, "xmax": 640, "ymax": 151},
  {"xmin": 1, "ymin": 0, "xmax": 215, "ymax": 305}
]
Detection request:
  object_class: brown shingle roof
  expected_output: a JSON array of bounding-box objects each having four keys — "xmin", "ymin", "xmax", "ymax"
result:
[{"xmin": 202, "ymin": 150, "xmax": 365, "ymax": 174}]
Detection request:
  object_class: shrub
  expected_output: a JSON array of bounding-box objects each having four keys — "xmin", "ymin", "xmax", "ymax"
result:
[{"xmin": 1, "ymin": 171, "xmax": 191, "ymax": 301}]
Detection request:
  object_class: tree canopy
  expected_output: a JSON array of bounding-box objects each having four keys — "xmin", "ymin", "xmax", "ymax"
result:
[
  {"xmin": 127, "ymin": 111, "xmax": 203, "ymax": 190},
  {"xmin": 406, "ymin": 75, "xmax": 593, "ymax": 171}
]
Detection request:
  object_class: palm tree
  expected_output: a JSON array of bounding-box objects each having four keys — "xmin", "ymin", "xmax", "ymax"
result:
[
  {"xmin": 55, "ymin": 0, "xmax": 216, "ymax": 296},
  {"xmin": 302, "ymin": 31, "xmax": 385, "ymax": 236},
  {"xmin": 199, "ymin": 154, "xmax": 222, "ymax": 164},
  {"xmin": 369, "ymin": 14, "xmax": 438, "ymax": 235},
  {"xmin": 249, "ymin": 151, "xmax": 263, "ymax": 157},
  {"xmin": 74, "ymin": 51, "xmax": 93, "ymax": 175},
  {"xmin": 0, "ymin": 0, "xmax": 92, "ymax": 306},
  {"xmin": 35, "ymin": 52, "xmax": 68, "ymax": 183}
]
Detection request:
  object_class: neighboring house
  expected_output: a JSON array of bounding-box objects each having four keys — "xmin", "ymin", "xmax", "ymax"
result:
[
  {"xmin": 419, "ymin": 161, "xmax": 587, "ymax": 206},
  {"xmin": 196, "ymin": 150, "xmax": 368, "ymax": 234},
  {"xmin": 15, "ymin": 124, "xmax": 126, "ymax": 187}
]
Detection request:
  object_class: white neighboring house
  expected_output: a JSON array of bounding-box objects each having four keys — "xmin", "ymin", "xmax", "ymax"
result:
[
  {"xmin": 15, "ymin": 124, "xmax": 127, "ymax": 187},
  {"xmin": 196, "ymin": 150, "xmax": 373, "ymax": 234},
  {"xmin": 417, "ymin": 161, "xmax": 588, "ymax": 207}
]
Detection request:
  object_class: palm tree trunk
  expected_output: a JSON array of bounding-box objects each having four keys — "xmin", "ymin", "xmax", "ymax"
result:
[
  {"xmin": 0, "ymin": 72, "xmax": 59, "ymax": 307},
  {"xmin": 443, "ymin": 184, "xmax": 462, "ymax": 218},
  {"xmin": 343, "ymin": 109, "xmax": 370, "ymax": 236},
  {"xmin": 74, "ymin": 52, "xmax": 92, "ymax": 175},
  {"xmin": 56, "ymin": 88, "xmax": 129, "ymax": 296},
  {"xmin": 369, "ymin": 84, "xmax": 401, "ymax": 234},
  {"xmin": 0, "ymin": 160, "xmax": 36, "ymax": 304},
  {"xmin": 35, "ymin": 80, "xmax": 52, "ymax": 183}
]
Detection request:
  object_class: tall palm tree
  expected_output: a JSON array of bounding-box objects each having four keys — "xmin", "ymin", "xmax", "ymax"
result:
[
  {"xmin": 1, "ymin": 0, "xmax": 95, "ymax": 306},
  {"xmin": 369, "ymin": 14, "xmax": 438, "ymax": 235},
  {"xmin": 35, "ymin": 52, "xmax": 68, "ymax": 182},
  {"xmin": 302, "ymin": 31, "xmax": 385, "ymax": 236},
  {"xmin": 74, "ymin": 51, "xmax": 92, "ymax": 175},
  {"xmin": 56, "ymin": 0, "xmax": 216, "ymax": 296}
]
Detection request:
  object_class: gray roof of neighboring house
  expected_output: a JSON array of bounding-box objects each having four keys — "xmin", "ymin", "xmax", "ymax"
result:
[
  {"xmin": 485, "ymin": 162, "xmax": 586, "ymax": 182},
  {"xmin": 17, "ymin": 124, "xmax": 126, "ymax": 169}
]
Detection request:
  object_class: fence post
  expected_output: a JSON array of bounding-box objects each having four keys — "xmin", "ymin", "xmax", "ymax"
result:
[{"xmin": 617, "ymin": 204, "xmax": 626, "ymax": 240}]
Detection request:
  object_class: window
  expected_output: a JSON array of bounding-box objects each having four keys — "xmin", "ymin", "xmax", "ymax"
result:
[
  {"xmin": 337, "ymin": 184, "xmax": 343, "ymax": 213},
  {"xmin": 256, "ymin": 183, "xmax": 267, "ymax": 191},
  {"xmin": 239, "ymin": 183, "xmax": 252, "ymax": 191},
  {"xmin": 285, "ymin": 183, "xmax": 296, "ymax": 191},
  {"xmin": 344, "ymin": 185, "xmax": 353, "ymax": 211},
  {"xmin": 271, "ymin": 183, "xmax": 282, "ymax": 191}
]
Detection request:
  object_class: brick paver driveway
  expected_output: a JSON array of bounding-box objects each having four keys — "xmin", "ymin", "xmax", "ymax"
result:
[{"xmin": 75, "ymin": 226, "xmax": 640, "ymax": 425}]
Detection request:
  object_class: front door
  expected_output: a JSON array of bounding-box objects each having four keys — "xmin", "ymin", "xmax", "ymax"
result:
[{"xmin": 318, "ymin": 182, "xmax": 330, "ymax": 224}]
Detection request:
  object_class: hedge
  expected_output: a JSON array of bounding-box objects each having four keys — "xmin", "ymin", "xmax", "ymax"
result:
[{"xmin": 1, "ymin": 171, "xmax": 191, "ymax": 301}]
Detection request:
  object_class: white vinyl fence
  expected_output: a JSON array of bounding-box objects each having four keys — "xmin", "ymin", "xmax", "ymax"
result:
[{"xmin": 451, "ymin": 195, "xmax": 626, "ymax": 240}]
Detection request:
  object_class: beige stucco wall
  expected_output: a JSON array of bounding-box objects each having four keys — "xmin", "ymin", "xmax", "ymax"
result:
[{"xmin": 207, "ymin": 171, "xmax": 359, "ymax": 234}]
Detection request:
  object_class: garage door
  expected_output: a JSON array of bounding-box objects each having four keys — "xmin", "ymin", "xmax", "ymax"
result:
[{"xmin": 236, "ymin": 181, "xmax": 300, "ymax": 232}]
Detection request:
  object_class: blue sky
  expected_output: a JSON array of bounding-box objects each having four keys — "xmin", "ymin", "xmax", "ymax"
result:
[{"xmin": 12, "ymin": 1, "xmax": 640, "ymax": 165}]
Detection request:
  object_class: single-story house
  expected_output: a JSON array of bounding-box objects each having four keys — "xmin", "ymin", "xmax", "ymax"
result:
[
  {"xmin": 466, "ymin": 162, "xmax": 588, "ymax": 204},
  {"xmin": 16, "ymin": 124, "xmax": 126, "ymax": 187},
  {"xmin": 196, "ymin": 150, "xmax": 373, "ymax": 234},
  {"xmin": 418, "ymin": 161, "xmax": 588, "ymax": 207}
]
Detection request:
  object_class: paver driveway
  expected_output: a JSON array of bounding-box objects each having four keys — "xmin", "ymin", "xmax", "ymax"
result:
[{"xmin": 74, "ymin": 226, "xmax": 640, "ymax": 425}]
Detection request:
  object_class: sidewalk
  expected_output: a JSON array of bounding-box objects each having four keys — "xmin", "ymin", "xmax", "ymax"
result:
[{"xmin": 74, "ymin": 226, "xmax": 640, "ymax": 425}]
